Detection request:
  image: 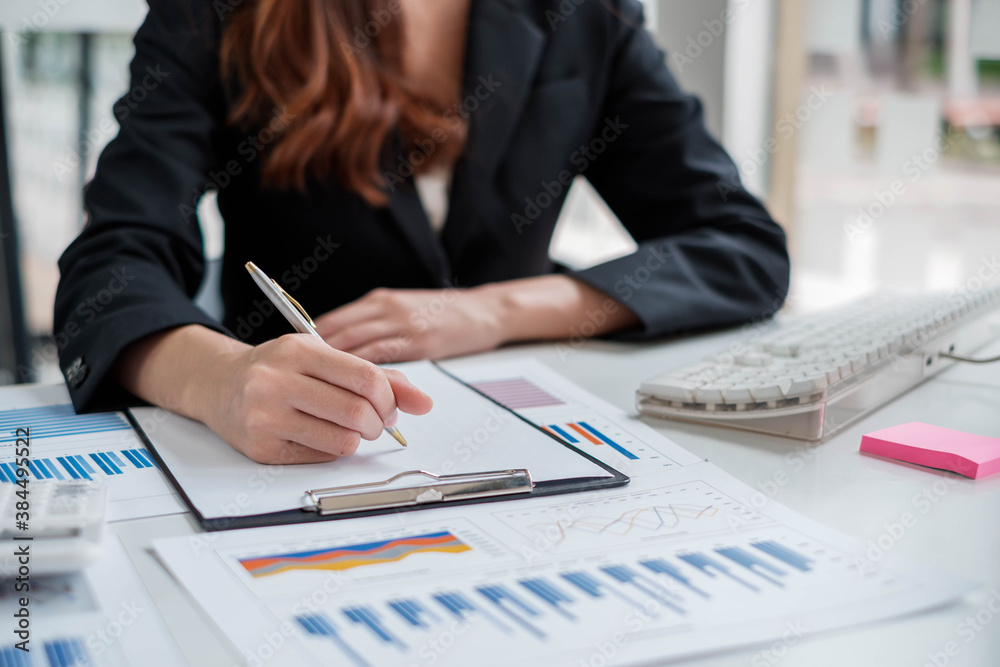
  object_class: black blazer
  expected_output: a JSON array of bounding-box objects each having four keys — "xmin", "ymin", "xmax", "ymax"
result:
[{"xmin": 54, "ymin": 0, "xmax": 790, "ymax": 412}]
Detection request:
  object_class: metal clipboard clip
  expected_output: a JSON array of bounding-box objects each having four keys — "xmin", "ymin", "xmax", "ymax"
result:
[{"xmin": 304, "ymin": 469, "xmax": 534, "ymax": 516}]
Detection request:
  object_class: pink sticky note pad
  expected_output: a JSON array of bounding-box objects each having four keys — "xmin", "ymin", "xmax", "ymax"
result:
[{"xmin": 860, "ymin": 422, "xmax": 1000, "ymax": 480}]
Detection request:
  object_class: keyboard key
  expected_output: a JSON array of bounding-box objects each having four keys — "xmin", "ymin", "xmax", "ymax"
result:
[
  {"xmin": 722, "ymin": 386, "xmax": 754, "ymax": 403},
  {"xmin": 693, "ymin": 384, "xmax": 726, "ymax": 403}
]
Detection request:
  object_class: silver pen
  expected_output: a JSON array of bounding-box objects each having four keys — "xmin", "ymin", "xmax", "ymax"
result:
[{"xmin": 244, "ymin": 261, "xmax": 408, "ymax": 447}]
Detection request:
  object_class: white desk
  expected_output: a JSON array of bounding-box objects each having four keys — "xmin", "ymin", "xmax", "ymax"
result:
[{"xmin": 106, "ymin": 329, "xmax": 1000, "ymax": 666}]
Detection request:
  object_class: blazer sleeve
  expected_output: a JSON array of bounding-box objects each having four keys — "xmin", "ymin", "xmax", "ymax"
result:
[
  {"xmin": 568, "ymin": 0, "xmax": 790, "ymax": 340},
  {"xmin": 54, "ymin": 0, "xmax": 230, "ymax": 413}
]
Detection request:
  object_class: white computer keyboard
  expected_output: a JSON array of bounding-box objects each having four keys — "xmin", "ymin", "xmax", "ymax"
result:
[{"xmin": 638, "ymin": 288, "xmax": 1000, "ymax": 440}]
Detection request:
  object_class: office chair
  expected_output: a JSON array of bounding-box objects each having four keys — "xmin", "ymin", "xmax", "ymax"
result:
[{"xmin": 0, "ymin": 36, "xmax": 31, "ymax": 385}]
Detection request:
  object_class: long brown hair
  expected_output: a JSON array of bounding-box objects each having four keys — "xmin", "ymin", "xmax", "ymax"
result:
[{"xmin": 219, "ymin": 0, "xmax": 466, "ymax": 205}]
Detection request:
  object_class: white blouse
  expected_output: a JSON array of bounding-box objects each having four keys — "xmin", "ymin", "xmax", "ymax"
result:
[{"xmin": 413, "ymin": 165, "xmax": 453, "ymax": 235}]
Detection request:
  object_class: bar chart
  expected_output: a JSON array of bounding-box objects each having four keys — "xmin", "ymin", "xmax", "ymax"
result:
[
  {"xmin": 543, "ymin": 421, "xmax": 640, "ymax": 460},
  {"xmin": 459, "ymin": 366, "xmax": 691, "ymax": 472},
  {"xmin": 0, "ymin": 637, "xmax": 92, "ymax": 667},
  {"xmin": 281, "ymin": 527, "xmax": 886, "ymax": 667},
  {"xmin": 0, "ymin": 403, "xmax": 132, "ymax": 445},
  {"xmin": 0, "ymin": 448, "xmax": 158, "ymax": 483},
  {"xmin": 0, "ymin": 403, "xmax": 180, "ymax": 520}
]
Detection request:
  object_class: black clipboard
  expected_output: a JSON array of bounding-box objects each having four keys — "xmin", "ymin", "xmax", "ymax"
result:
[{"xmin": 127, "ymin": 363, "xmax": 629, "ymax": 531}]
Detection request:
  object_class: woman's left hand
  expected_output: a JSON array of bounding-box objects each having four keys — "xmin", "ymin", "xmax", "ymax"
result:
[
  {"xmin": 313, "ymin": 276, "xmax": 640, "ymax": 364},
  {"xmin": 313, "ymin": 286, "xmax": 506, "ymax": 363}
]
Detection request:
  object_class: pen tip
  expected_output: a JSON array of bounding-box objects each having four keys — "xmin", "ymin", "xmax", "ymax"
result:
[
  {"xmin": 389, "ymin": 428, "xmax": 407, "ymax": 446},
  {"xmin": 245, "ymin": 261, "xmax": 258, "ymax": 273}
]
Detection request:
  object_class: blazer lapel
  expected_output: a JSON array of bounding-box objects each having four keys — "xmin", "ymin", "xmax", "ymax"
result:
[
  {"xmin": 455, "ymin": 0, "xmax": 547, "ymax": 180},
  {"xmin": 383, "ymin": 0, "xmax": 547, "ymax": 284},
  {"xmin": 384, "ymin": 180, "xmax": 452, "ymax": 284},
  {"xmin": 442, "ymin": 0, "xmax": 547, "ymax": 262}
]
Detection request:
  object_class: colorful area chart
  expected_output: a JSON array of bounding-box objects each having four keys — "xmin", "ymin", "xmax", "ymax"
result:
[{"xmin": 239, "ymin": 531, "xmax": 472, "ymax": 578}]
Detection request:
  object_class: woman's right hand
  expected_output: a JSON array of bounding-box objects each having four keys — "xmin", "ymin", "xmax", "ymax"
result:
[
  {"xmin": 201, "ymin": 334, "xmax": 433, "ymax": 464},
  {"xmin": 116, "ymin": 326, "xmax": 432, "ymax": 465}
]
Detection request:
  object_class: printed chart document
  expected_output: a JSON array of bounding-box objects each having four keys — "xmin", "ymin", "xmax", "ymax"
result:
[
  {"xmin": 0, "ymin": 384, "xmax": 184, "ymax": 521},
  {"xmin": 446, "ymin": 358, "xmax": 706, "ymax": 478},
  {"xmin": 152, "ymin": 360, "xmax": 973, "ymax": 667},
  {"xmin": 0, "ymin": 536, "xmax": 185, "ymax": 666},
  {"xmin": 130, "ymin": 361, "xmax": 622, "ymax": 527}
]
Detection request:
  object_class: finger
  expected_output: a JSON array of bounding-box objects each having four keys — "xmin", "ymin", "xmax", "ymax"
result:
[
  {"xmin": 275, "ymin": 409, "xmax": 364, "ymax": 458},
  {"xmin": 268, "ymin": 441, "xmax": 342, "ymax": 465},
  {"xmin": 287, "ymin": 375, "xmax": 385, "ymax": 441},
  {"xmin": 325, "ymin": 319, "xmax": 402, "ymax": 352},
  {"xmin": 314, "ymin": 300, "xmax": 383, "ymax": 338},
  {"xmin": 288, "ymin": 337, "xmax": 399, "ymax": 422},
  {"xmin": 384, "ymin": 369, "xmax": 434, "ymax": 416},
  {"xmin": 348, "ymin": 337, "xmax": 419, "ymax": 365}
]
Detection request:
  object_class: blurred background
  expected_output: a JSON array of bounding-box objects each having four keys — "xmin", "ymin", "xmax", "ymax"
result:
[{"xmin": 0, "ymin": 0, "xmax": 998, "ymax": 385}]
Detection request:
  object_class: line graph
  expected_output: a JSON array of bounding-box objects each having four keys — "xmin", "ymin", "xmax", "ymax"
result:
[
  {"xmin": 239, "ymin": 531, "xmax": 471, "ymax": 578},
  {"xmin": 225, "ymin": 521, "xmax": 513, "ymax": 597},
  {"xmin": 523, "ymin": 503, "xmax": 720, "ymax": 546},
  {"xmin": 494, "ymin": 481, "xmax": 770, "ymax": 551}
]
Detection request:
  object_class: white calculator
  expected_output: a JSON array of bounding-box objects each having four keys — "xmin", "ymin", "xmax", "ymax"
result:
[{"xmin": 0, "ymin": 480, "xmax": 107, "ymax": 576}]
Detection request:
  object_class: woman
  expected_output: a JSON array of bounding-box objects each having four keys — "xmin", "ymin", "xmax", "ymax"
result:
[{"xmin": 54, "ymin": 0, "xmax": 790, "ymax": 464}]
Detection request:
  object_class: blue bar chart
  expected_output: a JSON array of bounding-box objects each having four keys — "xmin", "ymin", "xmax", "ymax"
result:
[
  {"xmin": 0, "ymin": 448, "xmax": 157, "ymax": 483},
  {"xmin": 460, "ymin": 364, "xmax": 695, "ymax": 472},
  {"xmin": 0, "ymin": 402, "xmax": 179, "ymax": 520},
  {"xmin": 544, "ymin": 421, "xmax": 640, "ymax": 460},
  {"xmin": 296, "ymin": 613, "xmax": 369, "ymax": 667},
  {"xmin": 387, "ymin": 599, "xmax": 439, "ymax": 628},
  {"xmin": 752, "ymin": 539, "xmax": 815, "ymax": 571},
  {"xmin": 286, "ymin": 530, "xmax": 850, "ymax": 667},
  {"xmin": 0, "ymin": 637, "xmax": 92, "ymax": 667},
  {"xmin": 0, "ymin": 404, "xmax": 131, "ymax": 444}
]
